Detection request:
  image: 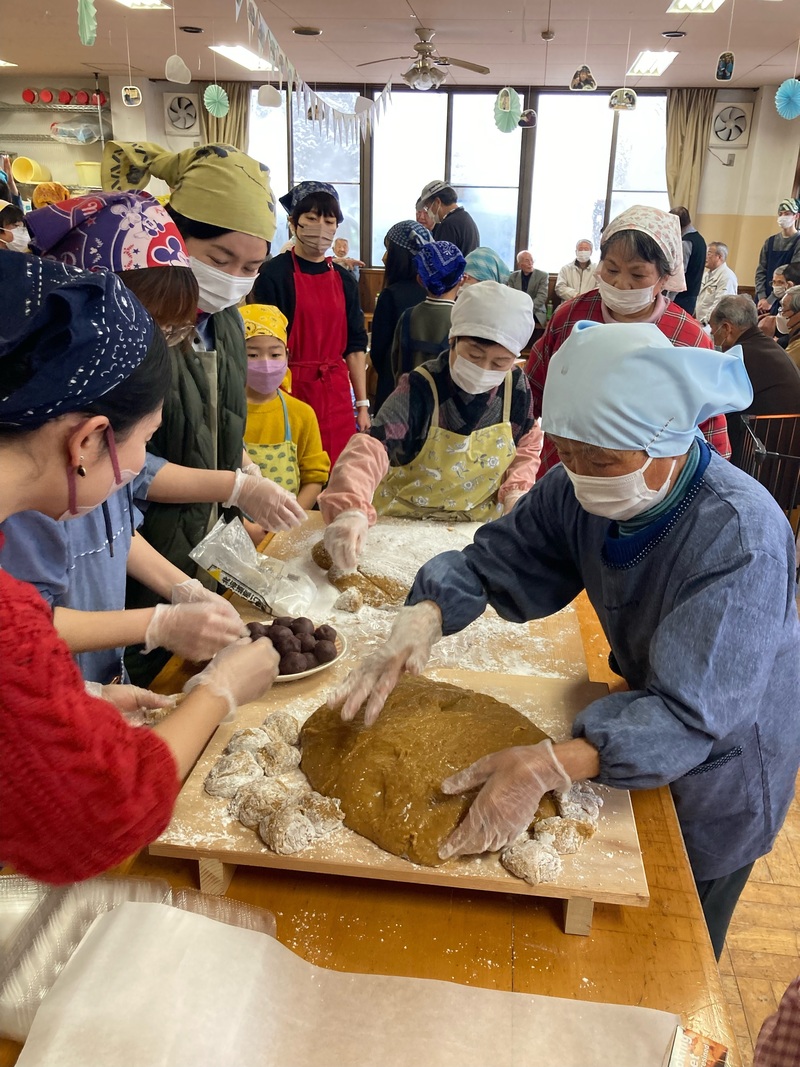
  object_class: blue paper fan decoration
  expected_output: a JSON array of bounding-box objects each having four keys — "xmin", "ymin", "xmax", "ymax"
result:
[
  {"xmin": 775, "ymin": 78, "xmax": 800, "ymax": 120},
  {"xmin": 494, "ymin": 87, "xmax": 522, "ymax": 133},
  {"xmin": 204, "ymin": 84, "xmax": 230, "ymax": 119}
]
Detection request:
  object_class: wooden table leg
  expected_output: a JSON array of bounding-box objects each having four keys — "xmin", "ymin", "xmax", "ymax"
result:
[
  {"xmin": 563, "ymin": 897, "xmax": 594, "ymax": 935},
  {"xmin": 198, "ymin": 859, "xmax": 236, "ymax": 895}
]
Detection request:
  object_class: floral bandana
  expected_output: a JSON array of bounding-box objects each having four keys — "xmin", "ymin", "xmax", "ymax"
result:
[
  {"xmin": 600, "ymin": 205, "xmax": 687, "ymax": 293},
  {"xmin": 384, "ymin": 219, "xmax": 434, "ymax": 254}
]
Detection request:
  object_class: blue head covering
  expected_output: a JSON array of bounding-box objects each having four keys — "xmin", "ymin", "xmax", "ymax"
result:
[
  {"xmin": 414, "ymin": 240, "xmax": 466, "ymax": 296},
  {"xmin": 0, "ymin": 254, "xmax": 154, "ymax": 428},
  {"xmin": 464, "ymin": 246, "xmax": 510, "ymax": 285},
  {"xmin": 278, "ymin": 181, "xmax": 339, "ymax": 215},
  {"xmin": 541, "ymin": 320, "xmax": 753, "ymax": 457},
  {"xmin": 384, "ymin": 220, "xmax": 433, "ymax": 254}
]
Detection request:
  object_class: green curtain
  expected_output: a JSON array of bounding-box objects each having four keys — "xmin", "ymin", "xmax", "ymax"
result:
[
  {"xmin": 200, "ymin": 81, "xmax": 250, "ymax": 151},
  {"xmin": 665, "ymin": 88, "xmax": 717, "ymax": 218}
]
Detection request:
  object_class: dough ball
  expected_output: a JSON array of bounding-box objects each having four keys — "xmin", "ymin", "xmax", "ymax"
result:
[
  {"xmin": 204, "ymin": 750, "xmax": 262, "ymax": 798},
  {"xmin": 273, "ymin": 634, "xmax": 300, "ymax": 657},
  {"xmin": 256, "ymin": 739, "xmax": 302, "ymax": 775},
  {"xmin": 556, "ymin": 782, "xmax": 603, "ymax": 830},
  {"xmin": 334, "ymin": 587, "xmax": 363, "ymax": 613},
  {"xmin": 274, "ymin": 616, "xmax": 295, "ymax": 629},
  {"xmin": 297, "ymin": 792, "xmax": 345, "ymax": 836},
  {"xmin": 258, "ymin": 808, "xmax": 316, "ymax": 855},
  {"xmin": 261, "ymin": 710, "xmax": 301, "ymax": 746},
  {"xmin": 314, "ymin": 624, "xmax": 337, "ymax": 643},
  {"xmin": 297, "ymin": 633, "xmax": 317, "ymax": 653},
  {"xmin": 314, "ymin": 640, "xmax": 338, "ymax": 664},
  {"xmin": 303, "ymin": 652, "xmax": 318, "ymax": 671},
  {"xmin": 229, "ymin": 778, "xmax": 291, "ymax": 829},
  {"xmin": 501, "ymin": 835, "xmax": 563, "ymax": 885},
  {"xmin": 246, "ymin": 621, "xmax": 271, "ymax": 640},
  {"xmin": 225, "ymin": 726, "xmax": 272, "ymax": 754},
  {"xmin": 289, "ymin": 617, "xmax": 315, "ymax": 635},
  {"xmin": 533, "ymin": 817, "xmax": 592, "ymax": 855},
  {"xmin": 279, "ymin": 651, "xmax": 308, "ymax": 676},
  {"xmin": 311, "ymin": 540, "xmax": 333, "ymax": 571}
]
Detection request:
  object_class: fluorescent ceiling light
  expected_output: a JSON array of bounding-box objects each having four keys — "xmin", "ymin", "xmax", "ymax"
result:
[
  {"xmin": 627, "ymin": 50, "xmax": 679, "ymax": 76},
  {"xmin": 0, "ymin": 59, "xmax": 18, "ymax": 67},
  {"xmin": 666, "ymin": 0, "xmax": 726, "ymax": 12},
  {"xmin": 112, "ymin": 0, "xmax": 171, "ymax": 8},
  {"xmin": 209, "ymin": 45, "xmax": 276, "ymax": 72}
]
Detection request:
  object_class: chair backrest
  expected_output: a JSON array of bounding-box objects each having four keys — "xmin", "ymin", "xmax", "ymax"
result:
[
  {"xmin": 741, "ymin": 417, "xmax": 800, "ymax": 577},
  {"xmin": 746, "ymin": 414, "xmax": 800, "ymax": 458}
]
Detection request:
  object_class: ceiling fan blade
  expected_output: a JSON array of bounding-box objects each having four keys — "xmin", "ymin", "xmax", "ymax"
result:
[
  {"xmin": 356, "ymin": 56, "xmax": 414, "ymax": 68},
  {"xmin": 436, "ymin": 56, "xmax": 490, "ymax": 74}
]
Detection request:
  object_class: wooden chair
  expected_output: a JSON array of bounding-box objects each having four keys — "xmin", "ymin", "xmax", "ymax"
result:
[{"xmin": 738, "ymin": 416, "xmax": 800, "ymax": 577}]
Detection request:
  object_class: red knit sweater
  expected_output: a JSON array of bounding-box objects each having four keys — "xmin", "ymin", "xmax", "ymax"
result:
[{"xmin": 0, "ymin": 554, "xmax": 180, "ymax": 884}]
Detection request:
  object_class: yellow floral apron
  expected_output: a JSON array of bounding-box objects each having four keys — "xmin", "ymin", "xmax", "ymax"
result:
[
  {"xmin": 374, "ymin": 366, "xmax": 516, "ymax": 521},
  {"xmin": 244, "ymin": 391, "xmax": 300, "ymax": 494}
]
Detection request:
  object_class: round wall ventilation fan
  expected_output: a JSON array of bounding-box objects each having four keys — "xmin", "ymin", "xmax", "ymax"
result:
[
  {"xmin": 713, "ymin": 106, "xmax": 748, "ymax": 142},
  {"xmin": 164, "ymin": 93, "xmax": 200, "ymax": 136}
]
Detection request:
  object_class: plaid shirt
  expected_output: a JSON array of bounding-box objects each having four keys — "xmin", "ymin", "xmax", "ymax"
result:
[
  {"xmin": 754, "ymin": 977, "xmax": 800, "ymax": 1067},
  {"xmin": 525, "ymin": 291, "xmax": 731, "ymax": 473}
]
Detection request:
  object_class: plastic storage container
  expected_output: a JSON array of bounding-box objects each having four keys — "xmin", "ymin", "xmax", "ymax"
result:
[
  {"xmin": 10, "ymin": 156, "xmax": 51, "ymax": 183},
  {"xmin": 73, "ymin": 161, "xmax": 102, "ymax": 186}
]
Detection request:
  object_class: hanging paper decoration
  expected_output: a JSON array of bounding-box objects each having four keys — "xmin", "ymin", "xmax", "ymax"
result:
[
  {"xmin": 77, "ymin": 0, "xmax": 97, "ymax": 46},
  {"xmin": 715, "ymin": 52, "xmax": 735, "ymax": 82},
  {"xmin": 257, "ymin": 84, "xmax": 281, "ymax": 108},
  {"xmin": 204, "ymin": 84, "xmax": 230, "ymax": 119},
  {"xmin": 609, "ymin": 88, "xmax": 637, "ymax": 112},
  {"xmin": 775, "ymin": 78, "xmax": 800, "ymax": 120},
  {"xmin": 569, "ymin": 65, "xmax": 597, "ymax": 91},
  {"xmin": 354, "ymin": 96, "xmax": 373, "ymax": 114},
  {"xmin": 122, "ymin": 86, "xmax": 142, "ymax": 107},
  {"xmin": 494, "ymin": 87, "xmax": 522, "ymax": 132},
  {"xmin": 518, "ymin": 109, "xmax": 537, "ymax": 129},
  {"xmin": 166, "ymin": 55, "xmax": 192, "ymax": 84}
]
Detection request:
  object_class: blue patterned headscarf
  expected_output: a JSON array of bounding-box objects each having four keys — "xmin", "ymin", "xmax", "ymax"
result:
[
  {"xmin": 464, "ymin": 246, "xmax": 510, "ymax": 285},
  {"xmin": 384, "ymin": 220, "xmax": 433, "ymax": 254},
  {"xmin": 541, "ymin": 320, "xmax": 752, "ymax": 457},
  {"xmin": 279, "ymin": 181, "xmax": 339, "ymax": 214},
  {"xmin": 414, "ymin": 241, "xmax": 466, "ymax": 296},
  {"xmin": 0, "ymin": 254, "xmax": 153, "ymax": 428}
]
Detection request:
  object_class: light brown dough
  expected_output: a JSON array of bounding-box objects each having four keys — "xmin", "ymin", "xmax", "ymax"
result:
[
  {"xmin": 225, "ymin": 727, "xmax": 272, "ymax": 754},
  {"xmin": 204, "ymin": 751, "xmax": 262, "ymax": 798},
  {"xmin": 261, "ymin": 710, "xmax": 301, "ymax": 747},
  {"xmin": 259, "ymin": 808, "xmax": 315, "ymax": 854},
  {"xmin": 311, "ymin": 538, "xmax": 409, "ymax": 609},
  {"xmin": 295, "ymin": 791, "xmax": 345, "ymax": 836},
  {"xmin": 255, "ymin": 740, "xmax": 301, "ymax": 776},
  {"xmin": 333, "ymin": 587, "xmax": 363, "ymax": 613},
  {"xmin": 229, "ymin": 778, "xmax": 292, "ymax": 829},
  {"xmin": 533, "ymin": 817, "xmax": 592, "ymax": 855},
  {"xmin": 501, "ymin": 834, "xmax": 563, "ymax": 885},
  {"xmin": 300, "ymin": 675, "xmax": 551, "ymax": 867}
]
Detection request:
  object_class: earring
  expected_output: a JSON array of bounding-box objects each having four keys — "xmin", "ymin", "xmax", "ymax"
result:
[{"xmin": 76, "ymin": 456, "xmax": 86, "ymax": 478}]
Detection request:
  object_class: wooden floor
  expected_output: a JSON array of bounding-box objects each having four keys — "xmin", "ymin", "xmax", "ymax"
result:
[{"xmin": 720, "ymin": 771, "xmax": 800, "ymax": 1066}]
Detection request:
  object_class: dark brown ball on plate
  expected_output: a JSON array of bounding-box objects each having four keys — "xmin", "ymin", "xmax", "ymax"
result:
[
  {"xmin": 271, "ymin": 634, "xmax": 298, "ymax": 655},
  {"xmin": 313, "ymin": 624, "xmax": 337, "ymax": 643},
  {"xmin": 268, "ymin": 625, "xmax": 293, "ymax": 644},
  {"xmin": 314, "ymin": 640, "xmax": 338, "ymax": 664},
  {"xmin": 279, "ymin": 651, "xmax": 308, "ymax": 675},
  {"xmin": 274, "ymin": 616, "xmax": 295, "ymax": 628},
  {"xmin": 289, "ymin": 617, "xmax": 315, "ymax": 635},
  {"xmin": 298, "ymin": 633, "xmax": 316, "ymax": 653},
  {"xmin": 247, "ymin": 621, "xmax": 271, "ymax": 640},
  {"xmin": 303, "ymin": 652, "xmax": 318, "ymax": 671}
]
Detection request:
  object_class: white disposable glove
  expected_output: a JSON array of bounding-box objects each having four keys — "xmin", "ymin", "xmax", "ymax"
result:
[
  {"xmin": 242, "ymin": 461, "xmax": 263, "ymax": 479},
  {"xmin": 502, "ymin": 490, "xmax": 525, "ymax": 515},
  {"xmin": 171, "ymin": 577, "xmax": 227, "ymax": 607},
  {"xmin": 323, "ymin": 508, "xmax": 369, "ymax": 573},
  {"xmin": 85, "ymin": 681, "xmax": 175, "ymax": 725},
  {"xmin": 144, "ymin": 601, "xmax": 246, "ymax": 662},
  {"xmin": 327, "ymin": 601, "xmax": 442, "ymax": 725},
  {"xmin": 438, "ymin": 740, "xmax": 571, "ymax": 860},
  {"xmin": 224, "ymin": 468, "xmax": 307, "ymax": 532},
  {"xmin": 183, "ymin": 636, "xmax": 280, "ymax": 722}
]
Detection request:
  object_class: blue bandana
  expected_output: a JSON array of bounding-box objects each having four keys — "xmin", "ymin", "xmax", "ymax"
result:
[
  {"xmin": 0, "ymin": 255, "xmax": 153, "ymax": 428},
  {"xmin": 385, "ymin": 220, "xmax": 433, "ymax": 254},
  {"xmin": 279, "ymin": 181, "xmax": 339, "ymax": 215},
  {"xmin": 414, "ymin": 241, "xmax": 466, "ymax": 296},
  {"xmin": 464, "ymin": 246, "xmax": 510, "ymax": 284}
]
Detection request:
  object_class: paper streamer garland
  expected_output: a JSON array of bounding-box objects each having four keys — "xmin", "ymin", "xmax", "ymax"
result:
[
  {"xmin": 204, "ymin": 84, "xmax": 230, "ymax": 119},
  {"xmin": 776, "ymin": 78, "xmax": 800, "ymax": 120}
]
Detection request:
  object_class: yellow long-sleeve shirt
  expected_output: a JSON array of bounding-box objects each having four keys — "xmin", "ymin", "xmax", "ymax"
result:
[{"xmin": 245, "ymin": 390, "xmax": 330, "ymax": 487}]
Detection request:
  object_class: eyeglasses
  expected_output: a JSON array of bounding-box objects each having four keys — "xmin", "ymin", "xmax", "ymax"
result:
[{"xmin": 160, "ymin": 322, "xmax": 196, "ymax": 345}]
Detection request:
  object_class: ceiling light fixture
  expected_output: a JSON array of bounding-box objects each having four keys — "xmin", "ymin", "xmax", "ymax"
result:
[
  {"xmin": 665, "ymin": 0, "xmax": 726, "ymax": 12},
  {"xmin": 208, "ymin": 45, "xmax": 276, "ymax": 72},
  {"xmin": 180, "ymin": 25, "xmax": 203, "ymax": 33},
  {"xmin": 292, "ymin": 27, "xmax": 323, "ymax": 36},
  {"xmin": 0, "ymin": 59, "xmax": 18, "ymax": 67},
  {"xmin": 112, "ymin": 0, "xmax": 171, "ymax": 9},
  {"xmin": 662, "ymin": 30, "xmax": 687, "ymax": 38},
  {"xmin": 627, "ymin": 50, "xmax": 680, "ymax": 76},
  {"xmin": 402, "ymin": 63, "xmax": 446, "ymax": 91}
]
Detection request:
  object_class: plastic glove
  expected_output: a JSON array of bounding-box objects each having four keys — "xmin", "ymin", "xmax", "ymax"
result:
[
  {"xmin": 438, "ymin": 740, "xmax": 571, "ymax": 860},
  {"xmin": 242, "ymin": 461, "xmax": 263, "ymax": 479},
  {"xmin": 323, "ymin": 508, "xmax": 369, "ymax": 572},
  {"xmin": 224, "ymin": 468, "xmax": 307, "ymax": 532},
  {"xmin": 502, "ymin": 490, "xmax": 525, "ymax": 515},
  {"xmin": 144, "ymin": 600, "xmax": 246, "ymax": 662},
  {"xmin": 171, "ymin": 577, "xmax": 226, "ymax": 607},
  {"xmin": 182, "ymin": 636, "xmax": 280, "ymax": 722},
  {"xmin": 327, "ymin": 601, "xmax": 442, "ymax": 726}
]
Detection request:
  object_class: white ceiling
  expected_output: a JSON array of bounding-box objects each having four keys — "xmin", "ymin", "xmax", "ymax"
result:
[{"xmin": 1, "ymin": 0, "xmax": 797, "ymax": 89}]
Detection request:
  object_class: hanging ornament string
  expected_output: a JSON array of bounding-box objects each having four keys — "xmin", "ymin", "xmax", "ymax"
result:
[
  {"xmin": 125, "ymin": 21, "xmax": 133, "ymax": 86},
  {"xmin": 172, "ymin": 1, "xmax": 179, "ymax": 56},
  {"xmin": 794, "ymin": 35, "xmax": 800, "ymax": 78},
  {"xmin": 623, "ymin": 28, "xmax": 632, "ymax": 88},
  {"xmin": 543, "ymin": 0, "xmax": 552, "ymax": 85},
  {"xmin": 584, "ymin": 11, "xmax": 591, "ymax": 66},
  {"xmin": 725, "ymin": 0, "xmax": 736, "ymax": 55}
]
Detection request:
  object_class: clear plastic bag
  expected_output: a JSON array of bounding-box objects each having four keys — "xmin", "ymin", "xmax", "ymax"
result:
[
  {"xmin": 190, "ymin": 518, "xmax": 316, "ymax": 617},
  {"xmin": 49, "ymin": 114, "xmax": 112, "ymax": 145}
]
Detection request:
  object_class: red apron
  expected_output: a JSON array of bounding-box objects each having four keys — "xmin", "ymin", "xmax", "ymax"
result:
[{"xmin": 288, "ymin": 250, "xmax": 355, "ymax": 466}]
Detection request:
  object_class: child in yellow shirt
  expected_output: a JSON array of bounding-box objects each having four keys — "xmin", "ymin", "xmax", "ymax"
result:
[{"xmin": 241, "ymin": 305, "xmax": 330, "ymax": 511}]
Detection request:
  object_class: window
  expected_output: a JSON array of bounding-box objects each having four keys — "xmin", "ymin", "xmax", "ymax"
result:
[
  {"xmin": 609, "ymin": 95, "xmax": 669, "ymax": 219},
  {"xmin": 450, "ymin": 93, "xmax": 522, "ymax": 267},
  {"xmin": 248, "ymin": 90, "xmax": 289, "ymax": 250},
  {"xmin": 371, "ymin": 91, "xmax": 447, "ymax": 266}
]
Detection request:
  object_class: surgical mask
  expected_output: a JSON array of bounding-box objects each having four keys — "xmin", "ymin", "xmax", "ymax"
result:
[
  {"xmin": 776, "ymin": 314, "xmax": 791, "ymax": 336},
  {"xmin": 576, "ymin": 250, "xmax": 592, "ymax": 263},
  {"xmin": 5, "ymin": 226, "xmax": 30, "ymax": 252},
  {"xmin": 598, "ymin": 277, "xmax": 656, "ymax": 316},
  {"xmin": 450, "ymin": 354, "xmax": 508, "ymax": 394},
  {"xmin": 563, "ymin": 456, "xmax": 677, "ymax": 521},
  {"xmin": 190, "ymin": 256, "xmax": 255, "ymax": 314},
  {"xmin": 427, "ymin": 205, "xmax": 441, "ymax": 226},
  {"xmin": 247, "ymin": 358, "xmax": 288, "ymax": 394},
  {"xmin": 772, "ymin": 284, "xmax": 787, "ymax": 299},
  {"xmin": 777, "ymin": 216, "xmax": 796, "ymax": 229},
  {"xmin": 295, "ymin": 221, "xmax": 336, "ymax": 257}
]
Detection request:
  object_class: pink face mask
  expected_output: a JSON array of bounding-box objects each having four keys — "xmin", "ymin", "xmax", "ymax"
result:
[{"xmin": 247, "ymin": 359, "xmax": 288, "ymax": 395}]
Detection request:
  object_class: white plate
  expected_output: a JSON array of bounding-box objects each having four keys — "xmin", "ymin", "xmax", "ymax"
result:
[{"xmin": 273, "ymin": 633, "xmax": 348, "ymax": 683}]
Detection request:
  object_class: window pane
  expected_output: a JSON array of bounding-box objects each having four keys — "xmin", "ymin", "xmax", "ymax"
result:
[
  {"xmin": 248, "ymin": 89, "xmax": 290, "ymax": 250},
  {"xmin": 450, "ymin": 93, "xmax": 522, "ymax": 187},
  {"xmin": 455, "ymin": 186, "xmax": 517, "ymax": 268},
  {"xmin": 529, "ymin": 94, "xmax": 614, "ymax": 272},
  {"xmin": 330, "ymin": 182, "xmax": 360, "ymax": 255},
  {"xmin": 609, "ymin": 190, "xmax": 671, "ymax": 220},
  {"xmin": 612, "ymin": 96, "xmax": 668, "ymax": 194},
  {"xmin": 371, "ymin": 91, "xmax": 447, "ymax": 266}
]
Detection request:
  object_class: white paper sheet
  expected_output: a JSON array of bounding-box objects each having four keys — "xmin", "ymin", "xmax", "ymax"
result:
[{"xmin": 17, "ymin": 903, "xmax": 678, "ymax": 1067}]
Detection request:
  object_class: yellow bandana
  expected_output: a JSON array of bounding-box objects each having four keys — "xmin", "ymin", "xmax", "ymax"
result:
[
  {"xmin": 241, "ymin": 304, "xmax": 288, "ymax": 344},
  {"xmin": 101, "ymin": 140, "xmax": 276, "ymax": 242}
]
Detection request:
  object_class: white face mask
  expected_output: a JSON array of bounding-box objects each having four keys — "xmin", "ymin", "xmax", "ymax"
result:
[
  {"xmin": 772, "ymin": 284, "xmax": 787, "ymax": 299},
  {"xmin": 6, "ymin": 227, "xmax": 30, "ymax": 253},
  {"xmin": 576, "ymin": 250, "xmax": 592, "ymax": 263},
  {"xmin": 776, "ymin": 314, "xmax": 791, "ymax": 336},
  {"xmin": 563, "ymin": 456, "xmax": 677, "ymax": 521},
  {"xmin": 427, "ymin": 205, "xmax": 441, "ymax": 226},
  {"xmin": 190, "ymin": 256, "xmax": 255, "ymax": 314},
  {"xmin": 450, "ymin": 353, "xmax": 508, "ymax": 394},
  {"xmin": 777, "ymin": 215, "xmax": 796, "ymax": 230},
  {"xmin": 598, "ymin": 277, "xmax": 657, "ymax": 316}
]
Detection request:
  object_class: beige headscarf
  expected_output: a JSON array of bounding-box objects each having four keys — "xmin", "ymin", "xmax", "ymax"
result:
[
  {"xmin": 600, "ymin": 205, "xmax": 686, "ymax": 293},
  {"xmin": 101, "ymin": 141, "xmax": 276, "ymax": 242}
]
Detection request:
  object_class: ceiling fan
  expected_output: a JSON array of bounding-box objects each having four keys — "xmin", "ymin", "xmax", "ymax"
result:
[{"xmin": 356, "ymin": 27, "xmax": 490, "ymax": 91}]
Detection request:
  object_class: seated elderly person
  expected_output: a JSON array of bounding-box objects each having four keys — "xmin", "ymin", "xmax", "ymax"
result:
[
  {"xmin": 329, "ymin": 320, "xmax": 800, "ymax": 961},
  {"xmin": 554, "ymin": 239, "xmax": 596, "ymax": 303},
  {"xmin": 782, "ymin": 284, "xmax": 800, "ymax": 370},
  {"xmin": 695, "ymin": 242, "xmax": 738, "ymax": 327}
]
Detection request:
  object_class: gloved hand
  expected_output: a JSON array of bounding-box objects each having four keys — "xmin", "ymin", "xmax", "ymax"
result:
[
  {"xmin": 182, "ymin": 636, "xmax": 280, "ymax": 722},
  {"xmin": 242, "ymin": 461, "xmax": 263, "ymax": 479},
  {"xmin": 502, "ymin": 490, "xmax": 525, "ymax": 515},
  {"xmin": 224, "ymin": 468, "xmax": 307, "ymax": 532},
  {"xmin": 327, "ymin": 601, "xmax": 442, "ymax": 725},
  {"xmin": 323, "ymin": 508, "xmax": 369, "ymax": 572},
  {"xmin": 144, "ymin": 600, "xmax": 246, "ymax": 662},
  {"xmin": 171, "ymin": 577, "xmax": 227, "ymax": 606},
  {"xmin": 438, "ymin": 740, "xmax": 571, "ymax": 860},
  {"xmin": 85, "ymin": 681, "xmax": 174, "ymax": 714}
]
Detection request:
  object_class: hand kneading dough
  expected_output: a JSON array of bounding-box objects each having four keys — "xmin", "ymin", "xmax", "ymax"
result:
[
  {"xmin": 311, "ymin": 538, "xmax": 409, "ymax": 608},
  {"xmin": 300, "ymin": 675, "xmax": 551, "ymax": 867}
]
